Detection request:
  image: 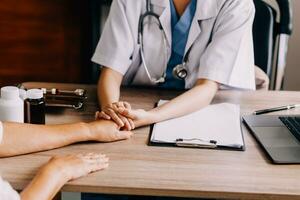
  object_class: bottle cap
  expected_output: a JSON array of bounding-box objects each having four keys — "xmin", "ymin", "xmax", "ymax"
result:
[
  {"xmin": 1, "ymin": 86, "xmax": 20, "ymax": 100},
  {"xmin": 26, "ymin": 89, "xmax": 44, "ymax": 100}
]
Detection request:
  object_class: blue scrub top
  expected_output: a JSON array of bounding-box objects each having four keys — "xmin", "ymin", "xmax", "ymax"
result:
[{"xmin": 160, "ymin": 0, "xmax": 197, "ymax": 90}]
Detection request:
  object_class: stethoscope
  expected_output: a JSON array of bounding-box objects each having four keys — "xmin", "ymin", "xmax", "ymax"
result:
[{"xmin": 138, "ymin": 0, "xmax": 189, "ymax": 84}]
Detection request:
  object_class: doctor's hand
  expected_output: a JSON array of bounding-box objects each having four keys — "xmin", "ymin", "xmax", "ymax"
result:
[
  {"xmin": 96, "ymin": 102, "xmax": 135, "ymax": 131},
  {"xmin": 116, "ymin": 107, "xmax": 155, "ymax": 128}
]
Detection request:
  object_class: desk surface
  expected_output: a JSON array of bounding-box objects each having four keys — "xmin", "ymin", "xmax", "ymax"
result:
[{"xmin": 1, "ymin": 82, "xmax": 300, "ymax": 200}]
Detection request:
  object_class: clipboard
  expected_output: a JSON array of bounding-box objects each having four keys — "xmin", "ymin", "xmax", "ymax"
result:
[{"xmin": 148, "ymin": 101, "xmax": 245, "ymax": 151}]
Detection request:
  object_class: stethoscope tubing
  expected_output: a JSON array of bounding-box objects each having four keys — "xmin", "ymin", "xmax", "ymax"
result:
[{"xmin": 138, "ymin": 0, "xmax": 189, "ymax": 83}]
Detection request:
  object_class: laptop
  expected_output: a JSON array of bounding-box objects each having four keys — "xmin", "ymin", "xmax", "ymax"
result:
[{"xmin": 243, "ymin": 115, "xmax": 300, "ymax": 164}]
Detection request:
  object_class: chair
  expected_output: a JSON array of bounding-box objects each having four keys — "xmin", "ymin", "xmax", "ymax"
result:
[{"xmin": 253, "ymin": 0, "xmax": 293, "ymax": 90}]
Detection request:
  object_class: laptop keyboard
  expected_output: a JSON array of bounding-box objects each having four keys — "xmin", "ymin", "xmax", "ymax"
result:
[{"xmin": 279, "ymin": 116, "xmax": 300, "ymax": 142}]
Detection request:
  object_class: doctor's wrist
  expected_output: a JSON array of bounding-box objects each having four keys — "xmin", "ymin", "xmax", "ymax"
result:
[
  {"xmin": 148, "ymin": 107, "xmax": 169, "ymax": 124},
  {"xmin": 145, "ymin": 109, "xmax": 161, "ymax": 125},
  {"xmin": 130, "ymin": 109, "xmax": 156, "ymax": 128}
]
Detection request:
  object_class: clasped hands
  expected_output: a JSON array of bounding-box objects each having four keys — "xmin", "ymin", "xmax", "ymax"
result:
[{"xmin": 96, "ymin": 102, "xmax": 153, "ymax": 131}]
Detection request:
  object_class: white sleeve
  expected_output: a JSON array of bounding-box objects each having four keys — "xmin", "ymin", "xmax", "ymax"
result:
[
  {"xmin": 198, "ymin": 0, "xmax": 256, "ymax": 90},
  {"xmin": 0, "ymin": 121, "xmax": 3, "ymax": 144},
  {"xmin": 0, "ymin": 177, "xmax": 20, "ymax": 200},
  {"xmin": 92, "ymin": 0, "xmax": 135, "ymax": 75}
]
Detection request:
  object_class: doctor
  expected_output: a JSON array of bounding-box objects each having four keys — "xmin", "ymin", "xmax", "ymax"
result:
[{"xmin": 93, "ymin": 0, "xmax": 256, "ymax": 130}]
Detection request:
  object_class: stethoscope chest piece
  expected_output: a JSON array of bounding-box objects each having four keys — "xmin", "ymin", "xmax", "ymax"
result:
[{"xmin": 173, "ymin": 63, "xmax": 188, "ymax": 80}]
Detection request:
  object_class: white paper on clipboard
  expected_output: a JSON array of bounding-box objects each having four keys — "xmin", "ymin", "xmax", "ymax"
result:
[{"xmin": 151, "ymin": 101, "xmax": 244, "ymax": 149}]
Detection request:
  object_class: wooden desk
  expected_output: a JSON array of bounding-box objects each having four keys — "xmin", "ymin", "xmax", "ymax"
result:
[{"xmin": 1, "ymin": 82, "xmax": 300, "ymax": 200}]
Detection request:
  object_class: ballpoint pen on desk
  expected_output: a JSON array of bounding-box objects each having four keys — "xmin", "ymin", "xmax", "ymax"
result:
[{"xmin": 253, "ymin": 104, "xmax": 300, "ymax": 115}]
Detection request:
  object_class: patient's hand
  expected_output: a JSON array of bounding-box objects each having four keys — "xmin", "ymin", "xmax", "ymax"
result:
[
  {"xmin": 21, "ymin": 153, "xmax": 109, "ymax": 200},
  {"xmin": 96, "ymin": 101, "xmax": 135, "ymax": 131},
  {"xmin": 46, "ymin": 153, "xmax": 109, "ymax": 182},
  {"xmin": 87, "ymin": 120, "xmax": 133, "ymax": 142}
]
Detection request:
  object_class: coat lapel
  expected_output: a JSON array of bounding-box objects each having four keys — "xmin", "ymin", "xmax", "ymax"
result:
[
  {"xmin": 151, "ymin": 0, "xmax": 171, "ymax": 47},
  {"xmin": 150, "ymin": 0, "xmax": 218, "ymax": 56},
  {"xmin": 184, "ymin": 0, "xmax": 218, "ymax": 55}
]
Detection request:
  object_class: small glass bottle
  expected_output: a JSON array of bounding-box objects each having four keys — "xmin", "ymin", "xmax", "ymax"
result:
[{"xmin": 25, "ymin": 89, "xmax": 46, "ymax": 124}]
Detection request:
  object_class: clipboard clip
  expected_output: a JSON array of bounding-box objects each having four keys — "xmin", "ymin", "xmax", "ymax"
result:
[{"xmin": 175, "ymin": 138, "xmax": 218, "ymax": 148}]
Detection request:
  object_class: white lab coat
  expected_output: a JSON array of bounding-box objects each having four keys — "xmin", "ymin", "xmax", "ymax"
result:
[{"xmin": 92, "ymin": 0, "xmax": 256, "ymax": 90}]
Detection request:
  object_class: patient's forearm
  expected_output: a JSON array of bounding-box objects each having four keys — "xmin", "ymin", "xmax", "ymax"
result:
[{"xmin": 0, "ymin": 122, "xmax": 89, "ymax": 157}]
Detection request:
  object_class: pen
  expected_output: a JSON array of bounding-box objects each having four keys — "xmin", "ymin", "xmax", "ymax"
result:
[{"xmin": 253, "ymin": 104, "xmax": 300, "ymax": 115}]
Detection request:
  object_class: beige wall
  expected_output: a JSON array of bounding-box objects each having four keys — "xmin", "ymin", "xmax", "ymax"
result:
[
  {"xmin": 283, "ymin": 1, "xmax": 300, "ymax": 91},
  {"xmin": 264, "ymin": 0, "xmax": 299, "ymax": 91}
]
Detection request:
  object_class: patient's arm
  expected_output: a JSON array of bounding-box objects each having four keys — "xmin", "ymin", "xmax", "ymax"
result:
[
  {"xmin": 0, "ymin": 120, "xmax": 132, "ymax": 157},
  {"xmin": 20, "ymin": 153, "xmax": 108, "ymax": 200}
]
